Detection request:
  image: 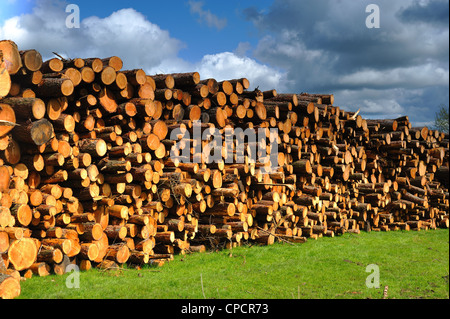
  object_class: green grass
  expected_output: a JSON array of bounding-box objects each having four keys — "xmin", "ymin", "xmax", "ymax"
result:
[{"xmin": 18, "ymin": 229, "xmax": 449, "ymax": 299}]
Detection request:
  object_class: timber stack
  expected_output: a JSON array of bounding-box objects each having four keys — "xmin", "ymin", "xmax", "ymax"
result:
[{"xmin": 1, "ymin": 40, "xmax": 449, "ymax": 299}]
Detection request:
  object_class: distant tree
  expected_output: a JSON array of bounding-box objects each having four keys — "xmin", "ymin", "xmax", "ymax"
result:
[{"xmin": 434, "ymin": 104, "xmax": 449, "ymax": 133}]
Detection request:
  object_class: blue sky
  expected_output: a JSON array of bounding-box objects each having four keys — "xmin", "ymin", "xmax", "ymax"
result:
[
  {"xmin": 1, "ymin": 0, "xmax": 35, "ymax": 20},
  {"xmin": 1, "ymin": 0, "xmax": 273, "ymax": 63},
  {"xmin": 70, "ymin": 0, "xmax": 272, "ymax": 61},
  {"xmin": 1, "ymin": 0, "xmax": 448, "ymax": 127}
]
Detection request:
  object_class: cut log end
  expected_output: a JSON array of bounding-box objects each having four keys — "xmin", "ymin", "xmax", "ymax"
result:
[
  {"xmin": 0, "ymin": 104, "xmax": 16, "ymax": 136},
  {"xmin": 7, "ymin": 238, "xmax": 38, "ymax": 271},
  {"xmin": 0, "ymin": 274, "xmax": 21, "ymax": 299},
  {"xmin": 0, "ymin": 66, "xmax": 11, "ymax": 98},
  {"xmin": 13, "ymin": 118, "xmax": 54, "ymax": 146},
  {"xmin": 0, "ymin": 40, "xmax": 23, "ymax": 75}
]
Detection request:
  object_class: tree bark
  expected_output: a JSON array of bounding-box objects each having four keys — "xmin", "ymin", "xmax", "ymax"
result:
[{"xmin": 12, "ymin": 118, "xmax": 53, "ymax": 146}]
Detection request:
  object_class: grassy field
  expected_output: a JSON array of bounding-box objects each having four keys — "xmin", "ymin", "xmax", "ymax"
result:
[{"xmin": 18, "ymin": 229, "xmax": 449, "ymax": 299}]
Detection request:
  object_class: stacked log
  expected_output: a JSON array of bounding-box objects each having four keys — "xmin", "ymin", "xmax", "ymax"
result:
[{"xmin": 0, "ymin": 40, "xmax": 449, "ymax": 298}]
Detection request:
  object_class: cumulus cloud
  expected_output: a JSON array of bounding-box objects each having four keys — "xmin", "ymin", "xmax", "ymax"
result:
[
  {"xmin": 338, "ymin": 64, "xmax": 449, "ymax": 89},
  {"xmin": 248, "ymin": 0, "xmax": 448, "ymax": 78},
  {"xmin": 0, "ymin": 0, "xmax": 185, "ymax": 72},
  {"xmin": 194, "ymin": 52, "xmax": 287, "ymax": 91},
  {"xmin": 234, "ymin": 42, "xmax": 252, "ymax": 57},
  {"xmin": 188, "ymin": 1, "xmax": 227, "ymax": 30},
  {"xmin": 81, "ymin": 9, "xmax": 184, "ymax": 70},
  {"xmin": 398, "ymin": 0, "xmax": 449, "ymax": 26},
  {"xmin": 0, "ymin": 0, "xmax": 284, "ymax": 92},
  {"xmin": 2, "ymin": 0, "xmax": 448, "ymax": 126},
  {"xmin": 244, "ymin": 0, "xmax": 449, "ymax": 126},
  {"xmin": 361, "ymin": 99, "xmax": 405, "ymax": 117},
  {"xmin": 335, "ymin": 88, "xmax": 407, "ymax": 115}
]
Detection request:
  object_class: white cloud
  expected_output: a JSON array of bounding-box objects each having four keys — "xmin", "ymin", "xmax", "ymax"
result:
[
  {"xmin": 80, "ymin": 9, "xmax": 184, "ymax": 70},
  {"xmin": 0, "ymin": 0, "xmax": 283, "ymax": 93},
  {"xmin": 338, "ymin": 64, "xmax": 449, "ymax": 89},
  {"xmin": 188, "ymin": 1, "xmax": 227, "ymax": 30},
  {"xmin": 194, "ymin": 52, "xmax": 287, "ymax": 91},
  {"xmin": 330, "ymin": 87, "xmax": 444, "ymax": 126},
  {"xmin": 234, "ymin": 42, "xmax": 252, "ymax": 57},
  {"xmin": 361, "ymin": 99, "xmax": 405, "ymax": 116},
  {"xmin": 3, "ymin": 0, "xmax": 446, "ymax": 128},
  {"xmin": 0, "ymin": 1, "xmax": 185, "ymax": 72},
  {"xmin": 245, "ymin": 0, "xmax": 449, "ymax": 126},
  {"xmin": 255, "ymin": 31, "xmax": 325, "ymax": 67}
]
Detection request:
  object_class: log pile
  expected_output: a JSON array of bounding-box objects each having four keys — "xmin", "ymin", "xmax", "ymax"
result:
[{"xmin": 1, "ymin": 40, "xmax": 449, "ymax": 298}]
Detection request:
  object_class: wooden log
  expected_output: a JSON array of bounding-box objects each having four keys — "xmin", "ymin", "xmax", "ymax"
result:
[
  {"xmin": 150, "ymin": 74, "xmax": 175, "ymax": 89},
  {"xmin": 211, "ymin": 187, "xmax": 239, "ymax": 198},
  {"xmin": 435, "ymin": 166, "xmax": 449, "ymax": 188},
  {"xmin": 98, "ymin": 66, "xmax": 116, "ymax": 86},
  {"xmin": 83, "ymin": 58, "xmax": 103, "ymax": 73},
  {"xmin": 53, "ymin": 113, "xmax": 76, "ymax": 133},
  {"xmin": 106, "ymin": 244, "xmax": 130, "ymax": 264},
  {"xmin": 0, "ymin": 103, "xmax": 16, "ymax": 137},
  {"xmin": 37, "ymin": 246, "xmax": 63, "ymax": 264},
  {"xmin": 12, "ymin": 118, "xmax": 53, "ymax": 146},
  {"xmin": 365, "ymin": 119, "xmax": 398, "ymax": 131},
  {"xmin": 122, "ymin": 69, "xmax": 147, "ymax": 86},
  {"xmin": 98, "ymin": 87, "xmax": 118, "ymax": 113},
  {"xmin": 107, "ymin": 205, "xmax": 129, "ymax": 220},
  {"xmin": 0, "ymin": 231, "xmax": 9, "ymax": 253},
  {"xmin": 80, "ymin": 67, "xmax": 95, "ymax": 84},
  {"xmin": 62, "ymin": 57, "xmax": 85, "ymax": 69},
  {"xmin": 0, "ymin": 166, "xmax": 11, "ymax": 192},
  {"xmin": 10, "ymin": 204, "xmax": 32, "ymax": 227},
  {"xmin": 78, "ymin": 138, "xmax": 107, "ymax": 157},
  {"xmin": 0, "ymin": 273, "xmax": 21, "ymax": 299},
  {"xmin": 0, "ymin": 65, "xmax": 11, "ymax": 98},
  {"xmin": 0, "ymin": 40, "xmax": 22, "ymax": 75},
  {"xmin": 104, "ymin": 225, "xmax": 127, "ymax": 240},
  {"xmin": 79, "ymin": 243, "xmax": 99, "ymax": 261},
  {"xmin": 34, "ymin": 78, "xmax": 74, "ymax": 97},
  {"xmin": 79, "ymin": 223, "xmax": 104, "ymax": 241},
  {"xmin": 46, "ymin": 97, "xmax": 67, "ymax": 121},
  {"xmin": 7, "ymin": 238, "xmax": 38, "ymax": 271},
  {"xmin": 292, "ymin": 160, "xmax": 312, "ymax": 175},
  {"xmin": 41, "ymin": 57, "xmax": 64, "ymax": 73},
  {"xmin": 0, "ymin": 97, "xmax": 46, "ymax": 120},
  {"xmin": 11, "ymin": 68, "xmax": 43, "ymax": 87},
  {"xmin": 169, "ymin": 72, "xmax": 200, "ymax": 88},
  {"xmin": 155, "ymin": 231, "xmax": 175, "ymax": 244}
]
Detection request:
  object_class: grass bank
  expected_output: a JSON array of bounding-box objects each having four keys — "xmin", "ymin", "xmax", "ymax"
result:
[{"xmin": 18, "ymin": 229, "xmax": 449, "ymax": 299}]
